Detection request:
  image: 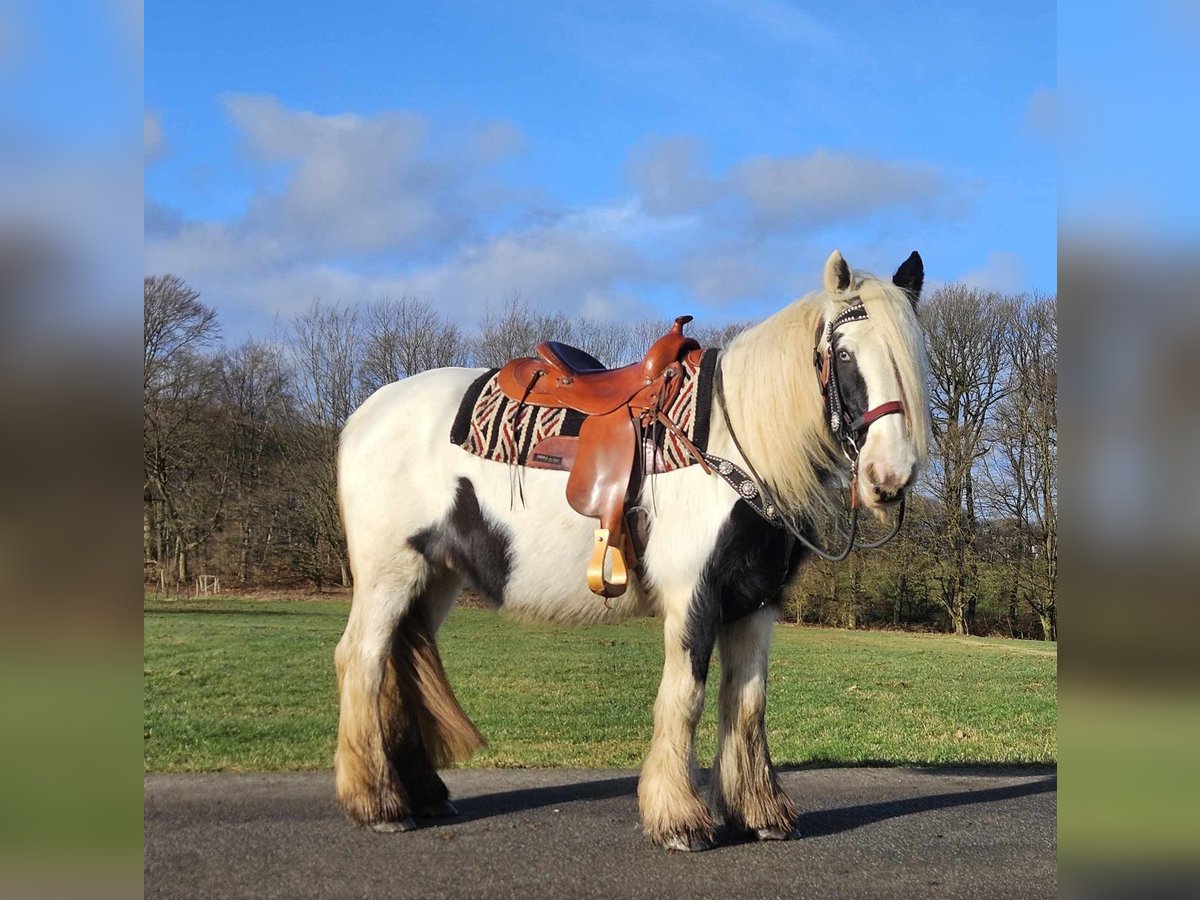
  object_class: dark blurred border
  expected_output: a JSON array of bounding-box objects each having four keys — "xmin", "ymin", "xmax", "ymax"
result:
[
  {"xmin": 0, "ymin": 1, "xmax": 142, "ymax": 895},
  {"xmin": 1060, "ymin": 1, "xmax": 1200, "ymax": 895}
]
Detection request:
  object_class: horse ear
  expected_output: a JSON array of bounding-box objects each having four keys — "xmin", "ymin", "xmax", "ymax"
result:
[
  {"xmin": 892, "ymin": 250, "xmax": 924, "ymax": 305},
  {"xmin": 823, "ymin": 250, "xmax": 852, "ymax": 294}
]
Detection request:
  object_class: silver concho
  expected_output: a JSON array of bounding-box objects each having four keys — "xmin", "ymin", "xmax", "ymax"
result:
[
  {"xmin": 718, "ymin": 460, "xmax": 734, "ymax": 476},
  {"xmin": 739, "ymin": 481, "xmax": 758, "ymax": 498}
]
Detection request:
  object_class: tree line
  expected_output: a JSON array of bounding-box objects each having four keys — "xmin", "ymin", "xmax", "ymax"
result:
[{"xmin": 144, "ymin": 275, "xmax": 1056, "ymax": 639}]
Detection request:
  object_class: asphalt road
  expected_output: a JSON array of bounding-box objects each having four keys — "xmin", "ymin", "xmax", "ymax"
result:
[{"xmin": 144, "ymin": 767, "xmax": 1056, "ymax": 899}]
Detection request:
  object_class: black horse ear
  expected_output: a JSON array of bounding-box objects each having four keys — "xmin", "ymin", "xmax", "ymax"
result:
[{"xmin": 893, "ymin": 251, "xmax": 924, "ymax": 304}]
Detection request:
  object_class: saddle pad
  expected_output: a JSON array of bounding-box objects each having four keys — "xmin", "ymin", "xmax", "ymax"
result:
[{"xmin": 450, "ymin": 348, "xmax": 720, "ymax": 471}]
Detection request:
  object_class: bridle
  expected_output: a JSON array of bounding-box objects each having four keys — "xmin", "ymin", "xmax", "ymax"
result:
[
  {"xmin": 815, "ymin": 302, "xmax": 907, "ymax": 474},
  {"xmin": 713, "ymin": 301, "xmax": 909, "ymax": 562}
]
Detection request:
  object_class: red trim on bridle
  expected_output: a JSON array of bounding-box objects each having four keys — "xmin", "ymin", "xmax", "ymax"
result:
[{"xmin": 847, "ymin": 399, "xmax": 906, "ymax": 436}]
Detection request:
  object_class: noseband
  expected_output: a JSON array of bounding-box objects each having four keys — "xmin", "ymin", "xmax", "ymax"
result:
[{"xmin": 713, "ymin": 301, "xmax": 908, "ymax": 562}]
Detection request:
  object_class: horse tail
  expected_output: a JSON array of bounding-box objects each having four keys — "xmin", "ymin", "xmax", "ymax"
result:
[{"xmin": 389, "ymin": 608, "xmax": 485, "ymax": 767}]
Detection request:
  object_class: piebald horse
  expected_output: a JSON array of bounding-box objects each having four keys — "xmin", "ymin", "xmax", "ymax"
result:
[{"xmin": 334, "ymin": 250, "xmax": 931, "ymax": 850}]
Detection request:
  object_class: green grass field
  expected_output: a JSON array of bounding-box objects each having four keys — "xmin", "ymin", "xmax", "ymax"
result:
[{"xmin": 144, "ymin": 597, "xmax": 1056, "ymax": 773}]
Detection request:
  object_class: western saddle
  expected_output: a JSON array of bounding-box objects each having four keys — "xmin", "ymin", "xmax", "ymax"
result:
[{"xmin": 496, "ymin": 316, "xmax": 705, "ymax": 598}]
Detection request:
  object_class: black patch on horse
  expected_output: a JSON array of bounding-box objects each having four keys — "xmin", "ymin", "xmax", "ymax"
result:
[
  {"xmin": 831, "ymin": 340, "xmax": 870, "ymax": 427},
  {"xmin": 408, "ymin": 478, "xmax": 513, "ymax": 606},
  {"xmin": 684, "ymin": 502, "xmax": 807, "ymax": 684}
]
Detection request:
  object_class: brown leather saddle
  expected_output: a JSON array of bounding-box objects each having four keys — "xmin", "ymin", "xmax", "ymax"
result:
[{"xmin": 496, "ymin": 316, "xmax": 704, "ymax": 597}]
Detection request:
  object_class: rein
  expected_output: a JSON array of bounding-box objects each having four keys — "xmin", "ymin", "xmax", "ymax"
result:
[{"xmin": 710, "ymin": 302, "xmax": 908, "ymax": 562}]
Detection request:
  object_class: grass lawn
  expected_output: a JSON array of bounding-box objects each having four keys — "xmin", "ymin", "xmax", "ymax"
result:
[{"xmin": 144, "ymin": 597, "xmax": 1056, "ymax": 773}]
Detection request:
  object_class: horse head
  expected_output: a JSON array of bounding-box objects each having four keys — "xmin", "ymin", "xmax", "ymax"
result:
[{"xmin": 817, "ymin": 249, "xmax": 930, "ymax": 511}]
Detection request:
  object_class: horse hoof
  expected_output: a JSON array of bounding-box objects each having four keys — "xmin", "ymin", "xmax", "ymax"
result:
[
  {"xmin": 369, "ymin": 817, "xmax": 417, "ymax": 833},
  {"xmin": 417, "ymin": 800, "xmax": 458, "ymax": 818},
  {"xmin": 755, "ymin": 825, "xmax": 801, "ymax": 841},
  {"xmin": 662, "ymin": 831, "xmax": 716, "ymax": 852}
]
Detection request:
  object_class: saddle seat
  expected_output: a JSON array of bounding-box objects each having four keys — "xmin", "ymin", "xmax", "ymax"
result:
[
  {"xmin": 498, "ymin": 317, "xmax": 700, "ymax": 417},
  {"xmin": 495, "ymin": 316, "xmax": 702, "ymax": 598}
]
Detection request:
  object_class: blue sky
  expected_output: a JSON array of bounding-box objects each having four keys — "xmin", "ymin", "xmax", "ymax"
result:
[{"xmin": 145, "ymin": 1, "xmax": 1055, "ymax": 338}]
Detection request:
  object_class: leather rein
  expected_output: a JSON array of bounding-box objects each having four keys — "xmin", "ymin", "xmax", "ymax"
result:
[{"xmin": 712, "ymin": 302, "xmax": 908, "ymax": 562}]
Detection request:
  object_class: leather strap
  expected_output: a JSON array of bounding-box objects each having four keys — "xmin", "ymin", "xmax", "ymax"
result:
[{"xmin": 846, "ymin": 400, "xmax": 905, "ymax": 435}]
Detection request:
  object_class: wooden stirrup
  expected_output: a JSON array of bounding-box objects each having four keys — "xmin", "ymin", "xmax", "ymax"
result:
[{"xmin": 587, "ymin": 528, "xmax": 628, "ymax": 598}]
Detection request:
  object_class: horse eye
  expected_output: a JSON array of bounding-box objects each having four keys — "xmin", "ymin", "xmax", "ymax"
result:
[{"xmin": 838, "ymin": 349, "xmax": 851, "ymax": 362}]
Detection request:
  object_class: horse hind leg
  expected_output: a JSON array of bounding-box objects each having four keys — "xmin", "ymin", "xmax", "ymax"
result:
[
  {"xmin": 334, "ymin": 555, "xmax": 429, "ymax": 831},
  {"xmin": 381, "ymin": 571, "xmax": 484, "ymax": 817},
  {"xmin": 711, "ymin": 607, "xmax": 798, "ymax": 840}
]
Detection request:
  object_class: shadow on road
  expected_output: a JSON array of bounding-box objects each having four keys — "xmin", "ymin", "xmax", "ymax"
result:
[
  {"xmin": 441, "ymin": 769, "xmax": 1056, "ymax": 841},
  {"xmin": 448, "ymin": 774, "xmax": 640, "ymax": 825},
  {"xmin": 794, "ymin": 775, "xmax": 1057, "ymax": 839}
]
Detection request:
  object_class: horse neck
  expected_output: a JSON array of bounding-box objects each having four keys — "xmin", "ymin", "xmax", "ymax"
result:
[{"xmin": 716, "ymin": 304, "xmax": 839, "ymax": 513}]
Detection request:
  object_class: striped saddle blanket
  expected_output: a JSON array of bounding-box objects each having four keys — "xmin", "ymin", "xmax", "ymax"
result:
[{"xmin": 450, "ymin": 348, "xmax": 719, "ymax": 473}]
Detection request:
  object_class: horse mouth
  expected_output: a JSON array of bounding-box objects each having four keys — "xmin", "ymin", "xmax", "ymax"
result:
[{"xmin": 865, "ymin": 488, "xmax": 905, "ymax": 509}]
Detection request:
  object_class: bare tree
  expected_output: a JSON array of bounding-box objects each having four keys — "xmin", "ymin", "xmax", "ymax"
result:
[
  {"xmin": 143, "ymin": 275, "xmax": 224, "ymax": 585},
  {"xmin": 691, "ymin": 320, "xmax": 752, "ymax": 349},
  {"xmin": 566, "ymin": 318, "xmax": 636, "ymax": 367},
  {"xmin": 361, "ymin": 296, "xmax": 467, "ymax": 393},
  {"xmin": 217, "ymin": 340, "xmax": 291, "ymax": 584},
  {"xmin": 985, "ymin": 296, "xmax": 1057, "ymax": 639},
  {"xmin": 471, "ymin": 294, "xmax": 574, "ymax": 367},
  {"xmin": 922, "ymin": 285, "xmax": 1016, "ymax": 634},
  {"xmin": 144, "ymin": 274, "xmax": 219, "ymax": 394},
  {"xmin": 137, "ymin": 279, "xmax": 1059, "ymax": 635},
  {"xmin": 283, "ymin": 301, "xmax": 365, "ymax": 586}
]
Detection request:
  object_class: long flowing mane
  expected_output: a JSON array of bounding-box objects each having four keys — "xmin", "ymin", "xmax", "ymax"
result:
[{"xmin": 719, "ymin": 275, "xmax": 931, "ymax": 516}]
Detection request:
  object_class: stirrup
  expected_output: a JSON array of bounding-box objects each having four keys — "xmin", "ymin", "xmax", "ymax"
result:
[{"xmin": 587, "ymin": 528, "xmax": 628, "ymax": 598}]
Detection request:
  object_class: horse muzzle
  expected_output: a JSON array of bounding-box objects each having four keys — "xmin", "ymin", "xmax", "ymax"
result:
[{"xmin": 861, "ymin": 461, "xmax": 915, "ymax": 509}]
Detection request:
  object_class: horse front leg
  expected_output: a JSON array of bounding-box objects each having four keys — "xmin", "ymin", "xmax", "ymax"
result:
[
  {"xmin": 638, "ymin": 597, "xmax": 717, "ymax": 851},
  {"xmin": 712, "ymin": 606, "xmax": 798, "ymax": 840}
]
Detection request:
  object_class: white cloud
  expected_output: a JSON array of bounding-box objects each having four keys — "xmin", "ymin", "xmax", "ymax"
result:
[
  {"xmin": 401, "ymin": 226, "xmax": 645, "ymax": 319},
  {"xmin": 144, "ymin": 110, "xmax": 164, "ymax": 163},
  {"xmin": 145, "ymin": 99, "xmax": 976, "ymax": 329},
  {"xmin": 732, "ymin": 150, "xmax": 948, "ymax": 230},
  {"xmin": 1025, "ymin": 86, "xmax": 1056, "ymax": 140},
  {"xmin": 626, "ymin": 136, "xmax": 720, "ymax": 216},
  {"xmin": 708, "ymin": 0, "xmax": 834, "ymax": 46},
  {"xmin": 222, "ymin": 94, "xmax": 521, "ymax": 258},
  {"xmin": 144, "ymin": 214, "xmax": 648, "ymax": 324},
  {"xmin": 682, "ymin": 244, "xmax": 774, "ymax": 302},
  {"xmin": 628, "ymin": 138, "xmax": 968, "ymax": 237},
  {"xmin": 474, "ymin": 121, "xmax": 524, "ymax": 161},
  {"xmin": 959, "ymin": 251, "xmax": 1028, "ymax": 293}
]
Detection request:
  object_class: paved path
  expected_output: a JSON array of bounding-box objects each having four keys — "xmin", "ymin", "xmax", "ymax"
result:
[{"xmin": 145, "ymin": 767, "xmax": 1055, "ymax": 899}]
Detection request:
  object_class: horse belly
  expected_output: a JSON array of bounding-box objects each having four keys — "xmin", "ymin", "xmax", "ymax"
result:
[
  {"xmin": 340, "ymin": 369, "xmax": 656, "ymax": 623},
  {"xmin": 461, "ymin": 462, "xmax": 657, "ymax": 624}
]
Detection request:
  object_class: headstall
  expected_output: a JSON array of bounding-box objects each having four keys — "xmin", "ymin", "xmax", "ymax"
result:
[{"xmin": 712, "ymin": 302, "xmax": 908, "ymax": 562}]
